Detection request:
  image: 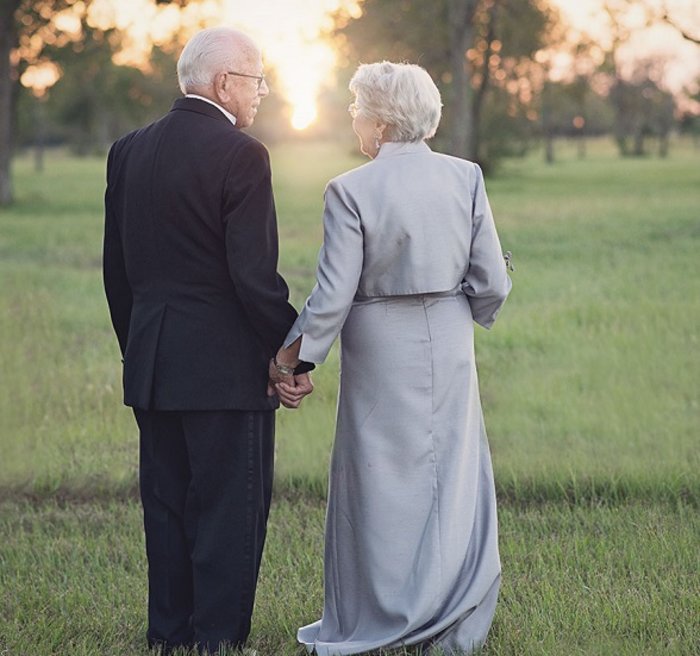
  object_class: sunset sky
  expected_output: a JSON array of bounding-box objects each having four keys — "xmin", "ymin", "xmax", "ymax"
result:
[
  {"xmin": 549, "ymin": 0, "xmax": 700, "ymax": 93},
  {"xmin": 20, "ymin": 0, "xmax": 700, "ymax": 129}
]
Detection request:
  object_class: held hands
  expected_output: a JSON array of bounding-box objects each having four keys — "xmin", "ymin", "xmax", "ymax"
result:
[
  {"xmin": 267, "ymin": 357, "xmax": 314, "ymax": 409},
  {"xmin": 276, "ymin": 372, "xmax": 314, "ymax": 409}
]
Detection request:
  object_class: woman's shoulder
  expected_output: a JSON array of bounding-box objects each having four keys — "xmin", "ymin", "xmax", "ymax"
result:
[
  {"xmin": 429, "ymin": 150, "xmax": 484, "ymax": 188},
  {"xmin": 326, "ymin": 159, "xmax": 377, "ymax": 192},
  {"xmin": 325, "ymin": 147, "xmax": 481, "ymax": 197},
  {"xmin": 431, "ymin": 148, "xmax": 480, "ymax": 170}
]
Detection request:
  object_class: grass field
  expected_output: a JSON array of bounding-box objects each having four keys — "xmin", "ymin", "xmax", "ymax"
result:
[{"xmin": 1, "ymin": 138, "xmax": 698, "ymax": 655}]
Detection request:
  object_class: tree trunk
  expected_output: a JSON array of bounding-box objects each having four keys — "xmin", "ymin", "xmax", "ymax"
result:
[
  {"xmin": 34, "ymin": 97, "xmax": 46, "ymax": 173},
  {"xmin": 0, "ymin": 2, "xmax": 19, "ymax": 206},
  {"xmin": 545, "ymin": 135, "xmax": 554, "ymax": 163},
  {"xmin": 541, "ymin": 80, "xmax": 554, "ymax": 164},
  {"xmin": 447, "ymin": 0, "xmax": 479, "ymax": 159},
  {"xmin": 470, "ymin": 1, "xmax": 497, "ymax": 163},
  {"xmin": 616, "ymin": 135, "xmax": 630, "ymax": 157}
]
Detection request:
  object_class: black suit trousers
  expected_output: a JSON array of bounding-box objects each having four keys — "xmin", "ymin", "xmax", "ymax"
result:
[{"xmin": 134, "ymin": 408, "xmax": 275, "ymax": 654}]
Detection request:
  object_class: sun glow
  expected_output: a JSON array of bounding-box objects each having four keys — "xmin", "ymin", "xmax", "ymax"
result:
[
  {"xmin": 219, "ymin": 0, "xmax": 363, "ymax": 131},
  {"xmin": 83, "ymin": 0, "xmax": 363, "ymax": 130},
  {"xmin": 291, "ymin": 100, "xmax": 318, "ymax": 131}
]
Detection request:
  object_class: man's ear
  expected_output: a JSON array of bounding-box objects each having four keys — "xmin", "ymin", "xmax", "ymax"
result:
[{"xmin": 213, "ymin": 73, "xmax": 229, "ymax": 104}]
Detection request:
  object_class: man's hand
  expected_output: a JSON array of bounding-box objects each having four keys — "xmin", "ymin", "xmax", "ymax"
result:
[
  {"xmin": 274, "ymin": 372, "xmax": 314, "ymax": 409},
  {"xmin": 267, "ymin": 358, "xmax": 293, "ymax": 398}
]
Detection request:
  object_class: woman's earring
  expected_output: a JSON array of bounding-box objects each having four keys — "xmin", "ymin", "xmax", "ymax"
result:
[{"xmin": 374, "ymin": 134, "xmax": 381, "ymax": 152}]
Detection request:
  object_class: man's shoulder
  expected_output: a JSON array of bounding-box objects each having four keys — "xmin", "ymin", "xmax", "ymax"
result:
[
  {"xmin": 109, "ymin": 112, "xmax": 167, "ymax": 161},
  {"xmin": 232, "ymin": 130, "xmax": 268, "ymax": 156},
  {"xmin": 109, "ymin": 109, "xmax": 267, "ymax": 163},
  {"xmin": 110, "ymin": 127, "xmax": 142, "ymax": 157}
]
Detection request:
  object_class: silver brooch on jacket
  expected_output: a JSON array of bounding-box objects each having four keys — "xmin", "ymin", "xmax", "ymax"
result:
[{"xmin": 504, "ymin": 250, "xmax": 514, "ymax": 272}]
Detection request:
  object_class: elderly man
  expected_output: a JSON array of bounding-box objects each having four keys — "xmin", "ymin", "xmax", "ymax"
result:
[{"xmin": 103, "ymin": 27, "xmax": 312, "ymax": 654}]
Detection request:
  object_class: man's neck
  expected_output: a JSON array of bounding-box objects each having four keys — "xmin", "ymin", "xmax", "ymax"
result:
[{"xmin": 184, "ymin": 94, "xmax": 237, "ymax": 126}]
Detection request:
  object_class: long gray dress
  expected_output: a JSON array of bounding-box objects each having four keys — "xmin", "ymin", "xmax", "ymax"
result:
[{"xmin": 284, "ymin": 141, "xmax": 511, "ymax": 655}]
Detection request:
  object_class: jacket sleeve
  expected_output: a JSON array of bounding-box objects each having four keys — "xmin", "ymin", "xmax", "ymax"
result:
[
  {"xmin": 462, "ymin": 163, "xmax": 512, "ymax": 329},
  {"xmin": 222, "ymin": 140, "xmax": 299, "ymax": 357},
  {"xmin": 283, "ymin": 180, "xmax": 364, "ymax": 363},
  {"xmin": 103, "ymin": 142, "xmax": 133, "ymax": 356}
]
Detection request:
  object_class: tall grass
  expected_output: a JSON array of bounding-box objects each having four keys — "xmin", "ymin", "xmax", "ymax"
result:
[{"xmin": 4, "ymin": 139, "xmax": 697, "ymax": 501}]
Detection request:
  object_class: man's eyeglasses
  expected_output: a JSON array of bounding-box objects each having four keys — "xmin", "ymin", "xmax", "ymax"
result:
[{"xmin": 226, "ymin": 71, "xmax": 266, "ymax": 90}]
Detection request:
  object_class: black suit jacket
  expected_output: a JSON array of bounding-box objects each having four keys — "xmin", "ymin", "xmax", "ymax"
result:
[{"xmin": 103, "ymin": 97, "xmax": 301, "ymax": 410}]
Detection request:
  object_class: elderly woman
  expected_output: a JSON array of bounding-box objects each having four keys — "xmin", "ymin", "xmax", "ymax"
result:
[{"xmin": 273, "ymin": 61, "xmax": 511, "ymax": 654}]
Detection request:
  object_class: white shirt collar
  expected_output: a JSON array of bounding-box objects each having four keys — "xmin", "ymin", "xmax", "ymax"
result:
[{"xmin": 185, "ymin": 94, "xmax": 237, "ymax": 126}]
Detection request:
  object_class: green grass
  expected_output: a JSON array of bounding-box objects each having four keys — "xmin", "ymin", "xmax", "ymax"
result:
[
  {"xmin": 1, "ymin": 137, "xmax": 699, "ymax": 654},
  {"xmin": 1, "ymin": 498, "xmax": 697, "ymax": 655}
]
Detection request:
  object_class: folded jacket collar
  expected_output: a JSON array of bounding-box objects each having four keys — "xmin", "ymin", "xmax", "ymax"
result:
[
  {"xmin": 374, "ymin": 140, "xmax": 431, "ymax": 159},
  {"xmin": 170, "ymin": 96, "xmax": 237, "ymax": 127}
]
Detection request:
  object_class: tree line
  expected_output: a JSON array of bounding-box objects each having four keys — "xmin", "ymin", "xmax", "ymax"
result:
[{"xmin": 1, "ymin": 0, "xmax": 699, "ymax": 206}]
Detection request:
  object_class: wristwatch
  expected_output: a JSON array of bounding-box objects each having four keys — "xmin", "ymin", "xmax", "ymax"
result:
[{"xmin": 273, "ymin": 356, "xmax": 295, "ymax": 376}]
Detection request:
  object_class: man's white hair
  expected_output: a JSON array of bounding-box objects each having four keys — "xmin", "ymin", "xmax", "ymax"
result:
[
  {"xmin": 177, "ymin": 27, "xmax": 255, "ymax": 94},
  {"xmin": 349, "ymin": 61, "xmax": 443, "ymax": 142}
]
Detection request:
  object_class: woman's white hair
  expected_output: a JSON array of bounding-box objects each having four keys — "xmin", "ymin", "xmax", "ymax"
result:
[
  {"xmin": 349, "ymin": 61, "xmax": 442, "ymax": 142},
  {"xmin": 177, "ymin": 27, "xmax": 255, "ymax": 94}
]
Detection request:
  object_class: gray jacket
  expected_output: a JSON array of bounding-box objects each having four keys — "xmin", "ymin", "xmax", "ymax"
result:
[{"xmin": 285, "ymin": 140, "xmax": 512, "ymax": 362}]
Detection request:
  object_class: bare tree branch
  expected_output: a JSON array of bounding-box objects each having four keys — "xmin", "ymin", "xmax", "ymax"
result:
[{"xmin": 662, "ymin": 12, "xmax": 700, "ymax": 45}]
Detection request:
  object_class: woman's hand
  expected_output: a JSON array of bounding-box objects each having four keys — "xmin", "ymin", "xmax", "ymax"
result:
[{"xmin": 275, "ymin": 372, "xmax": 314, "ymax": 409}]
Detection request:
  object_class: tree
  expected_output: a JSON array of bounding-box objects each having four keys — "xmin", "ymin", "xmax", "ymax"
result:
[
  {"xmin": 609, "ymin": 62, "xmax": 676, "ymax": 157},
  {"xmin": 595, "ymin": 2, "xmax": 678, "ymax": 157},
  {"xmin": 662, "ymin": 12, "xmax": 700, "ymax": 45},
  {"xmin": 447, "ymin": 0, "xmax": 480, "ymax": 159},
  {"xmin": 596, "ymin": 0, "xmax": 696, "ymax": 157},
  {"xmin": 37, "ymin": 27, "xmax": 181, "ymax": 154},
  {"xmin": 678, "ymin": 81, "xmax": 700, "ymax": 148},
  {"xmin": 0, "ymin": 0, "xmax": 21, "ymax": 205},
  {"xmin": 535, "ymin": 34, "xmax": 615, "ymax": 163},
  {"xmin": 333, "ymin": 0, "xmax": 555, "ymax": 168},
  {"xmin": 0, "ymin": 0, "xmax": 187, "ymax": 206},
  {"xmin": 1, "ymin": 0, "xmax": 86, "ymax": 205}
]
